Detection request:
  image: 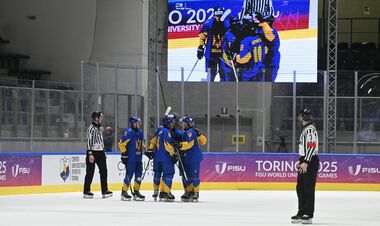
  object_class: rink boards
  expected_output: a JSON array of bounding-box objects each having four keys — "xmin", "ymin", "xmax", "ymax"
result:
[{"xmin": 0, "ymin": 152, "xmax": 379, "ymax": 195}]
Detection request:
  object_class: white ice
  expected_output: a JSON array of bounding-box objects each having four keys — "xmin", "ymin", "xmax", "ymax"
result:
[{"xmin": 1, "ymin": 190, "xmax": 379, "ymax": 226}]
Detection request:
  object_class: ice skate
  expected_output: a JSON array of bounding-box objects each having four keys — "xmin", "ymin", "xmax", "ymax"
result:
[
  {"xmin": 191, "ymin": 192, "xmax": 199, "ymax": 202},
  {"xmin": 160, "ymin": 192, "xmax": 175, "ymax": 202},
  {"xmin": 152, "ymin": 190, "xmax": 159, "ymax": 201},
  {"xmin": 291, "ymin": 214, "xmax": 303, "ymax": 223},
  {"xmin": 158, "ymin": 191, "xmax": 165, "ymax": 202},
  {"xmin": 133, "ymin": 190, "xmax": 145, "ymax": 201},
  {"xmin": 83, "ymin": 191, "xmax": 94, "ymax": 199},
  {"xmin": 121, "ymin": 190, "xmax": 132, "ymax": 201},
  {"xmin": 167, "ymin": 192, "xmax": 175, "ymax": 202},
  {"xmin": 301, "ymin": 215, "xmax": 313, "ymax": 224},
  {"xmin": 102, "ymin": 191, "xmax": 113, "ymax": 199},
  {"xmin": 181, "ymin": 192, "xmax": 193, "ymax": 202}
]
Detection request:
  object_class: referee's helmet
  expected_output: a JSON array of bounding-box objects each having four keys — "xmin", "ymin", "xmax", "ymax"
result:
[
  {"xmin": 299, "ymin": 108, "xmax": 312, "ymax": 121},
  {"xmin": 91, "ymin": 112, "xmax": 103, "ymax": 121}
]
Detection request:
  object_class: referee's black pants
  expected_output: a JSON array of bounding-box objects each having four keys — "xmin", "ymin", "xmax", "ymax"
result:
[
  {"xmin": 296, "ymin": 155, "xmax": 319, "ymax": 218},
  {"xmin": 83, "ymin": 151, "xmax": 109, "ymax": 194}
]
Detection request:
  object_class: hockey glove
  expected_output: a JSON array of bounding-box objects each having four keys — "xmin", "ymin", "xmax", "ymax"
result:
[
  {"xmin": 267, "ymin": 15, "xmax": 275, "ymax": 27},
  {"xmin": 197, "ymin": 45, "xmax": 204, "ymax": 59},
  {"xmin": 193, "ymin": 128, "xmax": 202, "ymax": 137},
  {"xmin": 253, "ymin": 12, "xmax": 264, "ymax": 23},
  {"xmin": 172, "ymin": 141, "xmax": 182, "ymax": 150},
  {"xmin": 172, "ymin": 152, "xmax": 179, "ymax": 164},
  {"xmin": 226, "ymin": 50, "xmax": 237, "ymax": 61},
  {"xmin": 121, "ymin": 152, "xmax": 128, "ymax": 165},
  {"xmin": 144, "ymin": 149, "xmax": 154, "ymax": 160}
]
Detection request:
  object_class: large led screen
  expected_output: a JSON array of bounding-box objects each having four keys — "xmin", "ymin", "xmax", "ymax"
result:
[{"xmin": 167, "ymin": 0, "xmax": 317, "ymax": 82}]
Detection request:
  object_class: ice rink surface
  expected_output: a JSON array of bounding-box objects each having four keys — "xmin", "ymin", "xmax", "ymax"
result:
[{"xmin": 1, "ymin": 190, "xmax": 379, "ymax": 226}]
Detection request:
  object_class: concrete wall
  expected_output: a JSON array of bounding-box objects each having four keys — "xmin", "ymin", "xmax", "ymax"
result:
[
  {"xmin": 0, "ymin": 0, "xmax": 149, "ymax": 85},
  {"xmin": 89, "ymin": 0, "xmax": 149, "ymax": 67},
  {"xmin": 0, "ymin": 0, "xmax": 96, "ymax": 83},
  {"xmin": 318, "ymin": 0, "xmax": 380, "ymax": 18},
  {"xmin": 339, "ymin": 0, "xmax": 380, "ymax": 44},
  {"xmin": 339, "ymin": 0, "xmax": 380, "ymax": 18},
  {"xmin": 318, "ymin": 0, "xmax": 380, "ymax": 45}
]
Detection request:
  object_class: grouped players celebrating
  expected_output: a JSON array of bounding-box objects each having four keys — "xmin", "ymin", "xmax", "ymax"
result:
[
  {"xmin": 118, "ymin": 113, "xmax": 207, "ymax": 202},
  {"xmin": 197, "ymin": 2, "xmax": 280, "ymax": 82}
]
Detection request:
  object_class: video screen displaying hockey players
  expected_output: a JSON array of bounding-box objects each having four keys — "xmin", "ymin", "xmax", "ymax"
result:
[{"xmin": 167, "ymin": 0, "xmax": 317, "ymax": 82}]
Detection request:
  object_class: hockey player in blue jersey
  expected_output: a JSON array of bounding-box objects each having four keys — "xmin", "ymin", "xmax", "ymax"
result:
[
  {"xmin": 263, "ymin": 26, "xmax": 280, "ymax": 81},
  {"xmin": 221, "ymin": 17, "xmax": 242, "ymax": 81},
  {"xmin": 147, "ymin": 124, "xmax": 163, "ymax": 201},
  {"xmin": 153, "ymin": 115, "xmax": 179, "ymax": 202},
  {"xmin": 178, "ymin": 116, "xmax": 207, "ymax": 202},
  {"xmin": 262, "ymin": 17, "xmax": 280, "ymax": 82},
  {"xmin": 118, "ymin": 116, "xmax": 146, "ymax": 201},
  {"xmin": 198, "ymin": 7, "xmax": 229, "ymax": 81},
  {"xmin": 235, "ymin": 16, "xmax": 266, "ymax": 81},
  {"xmin": 252, "ymin": 13, "xmax": 280, "ymax": 82},
  {"xmin": 147, "ymin": 114, "xmax": 182, "ymax": 201}
]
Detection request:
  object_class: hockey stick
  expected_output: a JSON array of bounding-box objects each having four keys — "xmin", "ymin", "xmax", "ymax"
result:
[
  {"xmin": 165, "ymin": 106, "xmax": 172, "ymax": 116},
  {"xmin": 219, "ymin": 57, "xmax": 234, "ymax": 69},
  {"xmin": 230, "ymin": 59, "xmax": 239, "ymax": 82},
  {"xmin": 175, "ymin": 150, "xmax": 188, "ymax": 182},
  {"xmin": 156, "ymin": 67, "xmax": 168, "ymax": 109},
  {"xmin": 221, "ymin": 9, "xmax": 231, "ymax": 22},
  {"xmin": 126, "ymin": 146, "xmax": 155, "ymax": 197},
  {"xmin": 175, "ymin": 161, "xmax": 189, "ymax": 187},
  {"xmin": 185, "ymin": 59, "xmax": 199, "ymax": 82},
  {"xmin": 141, "ymin": 158, "xmax": 151, "ymax": 181}
]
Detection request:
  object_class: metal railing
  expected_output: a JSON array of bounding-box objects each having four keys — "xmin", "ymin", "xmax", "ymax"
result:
[{"xmin": 1, "ymin": 64, "xmax": 379, "ymax": 154}]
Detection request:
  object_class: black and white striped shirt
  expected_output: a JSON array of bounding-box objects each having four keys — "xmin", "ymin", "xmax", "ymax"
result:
[
  {"xmin": 298, "ymin": 123, "xmax": 319, "ymax": 163},
  {"xmin": 240, "ymin": 0, "xmax": 274, "ymax": 19},
  {"xmin": 86, "ymin": 123, "xmax": 104, "ymax": 151}
]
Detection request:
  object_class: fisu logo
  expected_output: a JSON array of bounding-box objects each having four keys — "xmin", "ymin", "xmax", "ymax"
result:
[
  {"xmin": 11, "ymin": 164, "xmax": 30, "ymax": 177},
  {"xmin": 348, "ymin": 165, "xmax": 361, "ymax": 176},
  {"xmin": 215, "ymin": 162, "xmax": 228, "ymax": 175},
  {"xmin": 12, "ymin": 164, "xmax": 19, "ymax": 177}
]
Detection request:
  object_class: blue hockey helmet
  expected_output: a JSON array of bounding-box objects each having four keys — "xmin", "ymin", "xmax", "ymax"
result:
[
  {"xmin": 129, "ymin": 116, "xmax": 141, "ymax": 127},
  {"xmin": 241, "ymin": 15, "xmax": 257, "ymax": 36},
  {"xmin": 214, "ymin": 7, "xmax": 224, "ymax": 17},
  {"xmin": 230, "ymin": 16, "xmax": 240, "ymax": 26},
  {"xmin": 242, "ymin": 15, "xmax": 254, "ymax": 27},
  {"xmin": 162, "ymin": 114, "xmax": 176, "ymax": 129},
  {"xmin": 230, "ymin": 16, "xmax": 242, "ymax": 34},
  {"xmin": 179, "ymin": 116, "xmax": 194, "ymax": 127}
]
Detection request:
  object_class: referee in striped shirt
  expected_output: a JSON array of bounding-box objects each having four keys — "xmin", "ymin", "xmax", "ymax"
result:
[
  {"xmin": 292, "ymin": 108, "xmax": 319, "ymax": 224},
  {"xmin": 83, "ymin": 112, "xmax": 113, "ymax": 199},
  {"xmin": 240, "ymin": 0, "xmax": 274, "ymax": 20}
]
